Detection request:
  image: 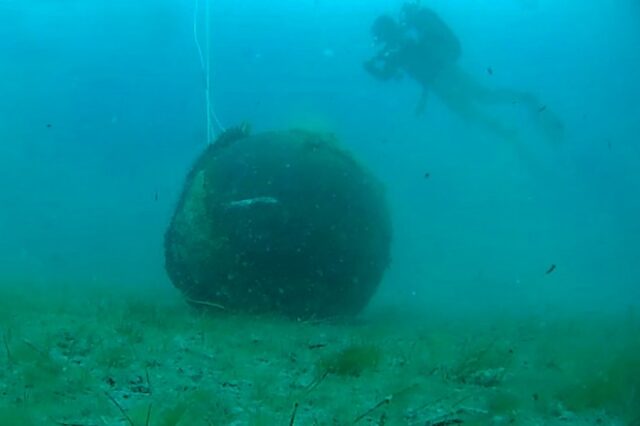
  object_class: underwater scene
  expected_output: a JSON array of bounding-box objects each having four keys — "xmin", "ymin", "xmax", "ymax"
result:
[{"xmin": 1, "ymin": 0, "xmax": 639, "ymax": 424}]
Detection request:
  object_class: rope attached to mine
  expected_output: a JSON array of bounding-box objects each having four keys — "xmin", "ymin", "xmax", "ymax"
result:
[{"xmin": 194, "ymin": 0, "xmax": 225, "ymax": 144}]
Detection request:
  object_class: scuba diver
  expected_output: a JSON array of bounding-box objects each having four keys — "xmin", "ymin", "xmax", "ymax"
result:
[{"xmin": 364, "ymin": 2, "xmax": 564, "ymax": 143}]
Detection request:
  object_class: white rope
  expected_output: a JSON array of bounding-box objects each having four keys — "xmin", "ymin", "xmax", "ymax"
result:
[{"xmin": 194, "ymin": 0, "xmax": 224, "ymax": 144}]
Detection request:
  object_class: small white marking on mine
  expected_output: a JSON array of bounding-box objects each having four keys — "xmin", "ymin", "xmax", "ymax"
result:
[{"xmin": 225, "ymin": 196, "xmax": 279, "ymax": 209}]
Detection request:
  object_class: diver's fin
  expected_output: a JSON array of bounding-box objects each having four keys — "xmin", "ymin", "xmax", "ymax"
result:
[
  {"xmin": 535, "ymin": 108, "xmax": 565, "ymax": 144},
  {"xmin": 415, "ymin": 86, "xmax": 429, "ymax": 116}
]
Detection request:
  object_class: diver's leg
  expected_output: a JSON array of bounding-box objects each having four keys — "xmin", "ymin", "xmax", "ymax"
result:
[
  {"xmin": 459, "ymin": 102, "xmax": 519, "ymax": 142},
  {"xmin": 449, "ymin": 67, "xmax": 564, "ymax": 142},
  {"xmin": 415, "ymin": 86, "xmax": 429, "ymax": 116},
  {"xmin": 430, "ymin": 73, "xmax": 519, "ymax": 141},
  {"xmin": 474, "ymin": 84, "xmax": 565, "ymax": 143},
  {"xmin": 453, "ymin": 67, "xmax": 540, "ymax": 111},
  {"xmin": 439, "ymin": 91, "xmax": 519, "ymax": 141}
]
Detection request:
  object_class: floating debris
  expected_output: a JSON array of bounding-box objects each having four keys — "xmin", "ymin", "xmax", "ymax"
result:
[
  {"xmin": 546, "ymin": 264, "xmax": 556, "ymax": 274},
  {"xmin": 308, "ymin": 343, "xmax": 328, "ymax": 350}
]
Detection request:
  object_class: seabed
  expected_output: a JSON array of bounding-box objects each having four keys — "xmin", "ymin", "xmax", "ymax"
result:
[{"xmin": 0, "ymin": 284, "xmax": 638, "ymax": 425}]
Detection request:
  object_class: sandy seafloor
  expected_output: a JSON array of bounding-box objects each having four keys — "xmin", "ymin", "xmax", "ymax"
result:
[{"xmin": 0, "ymin": 284, "xmax": 638, "ymax": 426}]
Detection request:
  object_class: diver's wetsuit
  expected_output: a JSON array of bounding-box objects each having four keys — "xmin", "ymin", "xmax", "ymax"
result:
[
  {"xmin": 364, "ymin": 5, "xmax": 461, "ymax": 99},
  {"xmin": 364, "ymin": 2, "xmax": 564, "ymax": 143}
]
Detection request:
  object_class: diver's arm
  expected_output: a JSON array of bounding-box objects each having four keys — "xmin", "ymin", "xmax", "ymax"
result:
[{"xmin": 364, "ymin": 54, "xmax": 399, "ymax": 81}]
